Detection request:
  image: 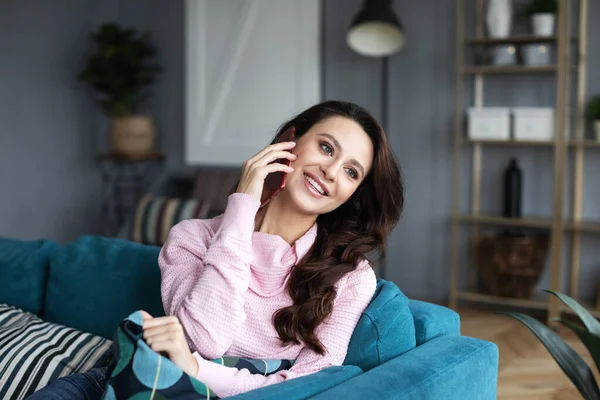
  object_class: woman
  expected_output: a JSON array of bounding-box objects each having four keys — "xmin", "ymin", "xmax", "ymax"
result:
[{"xmin": 30, "ymin": 100, "xmax": 403, "ymax": 399}]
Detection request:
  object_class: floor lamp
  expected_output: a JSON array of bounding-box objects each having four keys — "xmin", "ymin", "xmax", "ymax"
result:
[{"xmin": 347, "ymin": 0, "xmax": 405, "ymax": 280}]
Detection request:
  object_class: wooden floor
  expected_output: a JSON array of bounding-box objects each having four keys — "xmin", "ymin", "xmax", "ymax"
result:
[{"xmin": 459, "ymin": 308, "xmax": 598, "ymax": 399}]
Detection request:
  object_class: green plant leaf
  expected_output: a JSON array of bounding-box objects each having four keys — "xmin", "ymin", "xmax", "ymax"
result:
[
  {"xmin": 558, "ymin": 319, "xmax": 600, "ymax": 374},
  {"xmin": 543, "ymin": 290, "xmax": 600, "ymax": 335},
  {"xmin": 501, "ymin": 312, "xmax": 600, "ymax": 400},
  {"xmin": 519, "ymin": 0, "xmax": 558, "ymax": 18},
  {"xmin": 79, "ymin": 22, "xmax": 161, "ymax": 117}
]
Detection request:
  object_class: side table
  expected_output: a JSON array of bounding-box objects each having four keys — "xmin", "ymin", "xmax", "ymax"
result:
[{"xmin": 97, "ymin": 152, "xmax": 166, "ymax": 237}]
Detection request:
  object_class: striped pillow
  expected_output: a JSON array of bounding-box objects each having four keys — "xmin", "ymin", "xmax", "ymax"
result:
[
  {"xmin": 131, "ymin": 195, "xmax": 222, "ymax": 246},
  {"xmin": 0, "ymin": 303, "xmax": 112, "ymax": 400}
]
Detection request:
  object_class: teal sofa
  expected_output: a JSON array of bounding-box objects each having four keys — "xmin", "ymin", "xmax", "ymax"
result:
[{"xmin": 0, "ymin": 235, "xmax": 498, "ymax": 399}]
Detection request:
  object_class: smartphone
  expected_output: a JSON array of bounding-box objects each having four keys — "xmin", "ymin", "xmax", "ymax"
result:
[{"xmin": 261, "ymin": 126, "xmax": 296, "ymax": 207}]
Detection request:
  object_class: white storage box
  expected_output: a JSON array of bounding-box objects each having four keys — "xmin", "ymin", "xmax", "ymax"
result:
[
  {"xmin": 467, "ymin": 107, "xmax": 510, "ymax": 140},
  {"xmin": 512, "ymin": 107, "xmax": 555, "ymax": 141}
]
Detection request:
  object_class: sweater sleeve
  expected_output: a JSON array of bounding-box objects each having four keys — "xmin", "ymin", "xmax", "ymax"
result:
[
  {"xmin": 192, "ymin": 262, "xmax": 377, "ymax": 399},
  {"xmin": 158, "ymin": 193, "xmax": 261, "ymax": 359}
]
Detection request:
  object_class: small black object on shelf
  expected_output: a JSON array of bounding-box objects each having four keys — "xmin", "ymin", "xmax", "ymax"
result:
[
  {"xmin": 499, "ymin": 157, "xmax": 524, "ymax": 238},
  {"xmin": 503, "ymin": 157, "xmax": 523, "ymax": 218}
]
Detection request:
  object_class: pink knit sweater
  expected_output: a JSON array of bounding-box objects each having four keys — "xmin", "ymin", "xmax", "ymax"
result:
[{"xmin": 158, "ymin": 193, "xmax": 376, "ymax": 398}]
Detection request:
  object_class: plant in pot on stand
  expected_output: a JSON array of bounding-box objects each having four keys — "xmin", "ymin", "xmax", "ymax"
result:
[
  {"xmin": 79, "ymin": 22, "xmax": 161, "ymax": 156},
  {"xmin": 520, "ymin": 0, "xmax": 558, "ymax": 36},
  {"xmin": 587, "ymin": 95, "xmax": 600, "ymax": 142}
]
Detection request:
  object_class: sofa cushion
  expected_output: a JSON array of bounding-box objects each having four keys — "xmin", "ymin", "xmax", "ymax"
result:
[
  {"xmin": 44, "ymin": 236, "xmax": 165, "ymax": 339},
  {"xmin": 315, "ymin": 335, "xmax": 499, "ymax": 400},
  {"xmin": 0, "ymin": 237, "xmax": 58, "ymax": 315},
  {"xmin": 0, "ymin": 303, "xmax": 112, "ymax": 400},
  {"xmin": 131, "ymin": 194, "xmax": 222, "ymax": 246},
  {"xmin": 344, "ymin": 279, "xmax": 416, "ymax": 372},
  {"xmin": 409, "ymin": 300, "xmax": 460, "ymax": 346}
]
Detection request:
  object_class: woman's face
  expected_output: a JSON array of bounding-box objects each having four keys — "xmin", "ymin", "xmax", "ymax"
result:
[{"xmin": 281, "ymin": 116, "xmax": 374, "ymax": 215}]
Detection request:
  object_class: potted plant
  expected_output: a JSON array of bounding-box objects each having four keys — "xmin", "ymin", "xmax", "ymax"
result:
[
  {"xmin": 587, "ymin": 95, "xmax": 600, "ymax": 142},
  {"xmin": 79, "ymin": 23, "xmax": 161, "ymax": 156},
  {"xmin": 502, "ymin": 291, "xmax": 600, "ymax": 399},
  {"xmin": 520, "ymin": 0, "xmax": 558, "ymax": 37}
]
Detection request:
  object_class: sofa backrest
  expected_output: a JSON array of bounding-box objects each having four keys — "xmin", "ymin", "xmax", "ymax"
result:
[
  {"xmin": 43, "ymin": 235, "xmax": 165, "ymax": 339},
  {"xmin": 1, "ymin": 235, "xmax": 460, "ymax": 372},
  {"xmin": 344, "ymin": 282, "xmax": 461, "ymax": 372}
]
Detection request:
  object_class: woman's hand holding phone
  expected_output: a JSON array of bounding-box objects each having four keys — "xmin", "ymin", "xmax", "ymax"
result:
[{"xmin": 235, "ymin": 141, "xmax": 296, "ymax": 204}]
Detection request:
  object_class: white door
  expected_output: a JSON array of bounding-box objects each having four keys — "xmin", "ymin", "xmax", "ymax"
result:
[{"xmin": 185, "ymin": 0, "xmax": 321, "ymax": 166}]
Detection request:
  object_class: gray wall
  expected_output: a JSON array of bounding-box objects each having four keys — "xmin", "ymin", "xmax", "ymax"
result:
[
  {"xmin": 0, "ymin": 0, "xmax": 183, "ymax": 244},
  {"xmin": 2, "ymin": 0, "xmax": 599, "ymax": 302},
  {"xmin": 0, "ymin": 1, "xmax": 106, "ymax": 243}
]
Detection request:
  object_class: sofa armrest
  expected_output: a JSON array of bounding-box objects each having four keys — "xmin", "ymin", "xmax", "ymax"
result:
[
  {"xmin": 409, "ymin": 300, "xmax": 460, "ymax": 345},
  {"xmin": 230, "ymin": 365, "xmax": 362, "ymax": 400},
  {"xmin": 312, "ymin": 335, "xmax": 499, "ymax": 400}
]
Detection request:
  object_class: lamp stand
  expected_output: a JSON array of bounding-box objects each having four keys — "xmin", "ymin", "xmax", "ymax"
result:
[{"xmin": 347, "ymin": 0, "xmax": 404, "ymax": 282}]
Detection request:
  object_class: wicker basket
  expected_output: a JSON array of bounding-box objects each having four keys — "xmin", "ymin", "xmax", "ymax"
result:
[{"xmin": 475, "ymin": 234, "xmax": 550, "ymax": 299}]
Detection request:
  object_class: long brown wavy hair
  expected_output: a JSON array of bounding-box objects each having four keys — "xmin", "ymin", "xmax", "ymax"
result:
[{"xmin": 265, "ymin": 100, "xmax": 404, "ymax": 354}]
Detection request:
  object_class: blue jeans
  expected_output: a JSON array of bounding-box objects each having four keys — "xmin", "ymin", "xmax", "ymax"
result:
[{"xmin": 28, "ymin": 366, "xmax": 109, "ymax": 400}]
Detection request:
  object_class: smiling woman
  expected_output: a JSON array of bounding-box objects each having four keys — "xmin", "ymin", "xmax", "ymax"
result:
[
  {"xmin": 255, "ymin": 101, "xmax": 403, "ymax": 356},
  {"xmin": 157, "ymin": 100, "xmax": 405, "ymax": 398},
  {"xmin": 30, "ymin": 100, "xmax": 404, "ymax": 399}
]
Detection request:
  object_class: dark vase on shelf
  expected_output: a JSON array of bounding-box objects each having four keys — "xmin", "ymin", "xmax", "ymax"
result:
[{"xmin": 503, "ymin": 157, "xmax": 523, "ymax": 218}]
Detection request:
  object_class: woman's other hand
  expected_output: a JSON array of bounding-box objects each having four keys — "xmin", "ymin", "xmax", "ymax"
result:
[
  {"xmin": 140, "ymin": 311, "xmax": 199, "ymax": 377},
  {"xmin": 236, "ymin": 141, "xmax": 296, "ymax": 202}
]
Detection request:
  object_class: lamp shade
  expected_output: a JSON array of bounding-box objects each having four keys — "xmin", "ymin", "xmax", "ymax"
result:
[{"xmin": 347, "ymin": 0, "xmax": 405, "ymax": 57}]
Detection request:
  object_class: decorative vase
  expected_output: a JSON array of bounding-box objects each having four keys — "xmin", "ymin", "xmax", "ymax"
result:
[
  {"xmin": 532, "ymin": 13, "xmax": 555, "ymax": 36},
  {"xmin": 595, "ymin": 120, "xmax": 600, "ymax": 142},
  {"xmin": 110, "ymin": 115, "xmax": 157, "ymax": 156},
  {"xmin": 486, "ymin": 0, "xmax": 512, "ymax": 38},
  {"xmin": 503, "ymin": 158, "xmax": 522, "ymax": 219}
]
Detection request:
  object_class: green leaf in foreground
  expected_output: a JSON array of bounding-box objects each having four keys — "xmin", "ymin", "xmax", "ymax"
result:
[
  {"xmin": 544, "ymin": 290, "xmax": 600, "ymax": 335},
  {"xmin": 557, "ymin": 318, "xmax": 600, "ymax": 374},
  {"xmin": 501, "ymin": 312, "xmax": 600, "ymax": 400}
]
